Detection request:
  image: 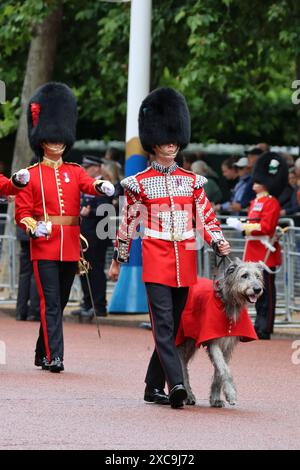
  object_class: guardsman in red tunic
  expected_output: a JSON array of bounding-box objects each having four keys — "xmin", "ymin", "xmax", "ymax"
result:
[
  {"xmin": 226, "ymin": 152, "xmax": 288, "ymax": 340},
  {"xmin": 109, "ymin": 88, "xmax": 231, "ymax": 408},
  {"xmin": 15, "ymin": 82, "xmax": 115, "ymax": 373}
]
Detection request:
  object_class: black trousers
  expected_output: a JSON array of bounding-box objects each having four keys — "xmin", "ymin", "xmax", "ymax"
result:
[
  {"xmin": 255, "ymin": 269, "xmax": 276, "ymax": 335},
  {"xmin": 16, "ymin": 241, "xmax": 40, "ymax": 320},
  {"xmin": 33, "ymin": 260, "xmax": 78, "ymax": 362},
  {"xmin": 145, "ymin": 283, "xmax": 189, "ymax": 390},
  {"xmin": 80, "ymin": 234, "xmax": 108, "ymax": 314}
]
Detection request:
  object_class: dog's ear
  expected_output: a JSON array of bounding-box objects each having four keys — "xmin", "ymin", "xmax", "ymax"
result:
[
  {"xmin": 226, "ymin": 262, "xmax": 238, "ymax": 276},
  {"xmin": 234, "ymin": 257, "xmax": 242, "ymax": 265},
  {"xmin": 257, "ymin": 261, "xmax": 265, "ymax": 272}
]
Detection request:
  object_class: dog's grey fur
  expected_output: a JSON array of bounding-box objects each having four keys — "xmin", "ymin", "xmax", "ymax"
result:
[{"xmin": 178, "ymin": 258, "xmax": 263, "ymax": 407}]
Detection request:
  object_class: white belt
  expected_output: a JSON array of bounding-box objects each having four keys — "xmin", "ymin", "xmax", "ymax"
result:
[
  {"xmin": 144, "ymin": 228, "xmax": 194, "ymax": 242},
  {"xmin": 246, "ymin": 235, "xmax": 276, "ymax": 252}
]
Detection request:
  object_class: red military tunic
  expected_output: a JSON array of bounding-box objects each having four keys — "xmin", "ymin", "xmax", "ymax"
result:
[
  {"xmin": 115, "ymin": 161, "xmax": 225, "ymax": 288},
  {"xmin": 176, "ymin": 277, "xmax": 258, "ymax": 347},
  {"xmin": 243, "ymin": 193, "xmax": 281, "ymax": 267},
  {"xmin": 15, "ymin": 158, "xmax": 102, "ymax": 262},
  {"xmin": 0, "ymin": 174, "xmax": 21, "ymax": 196}
]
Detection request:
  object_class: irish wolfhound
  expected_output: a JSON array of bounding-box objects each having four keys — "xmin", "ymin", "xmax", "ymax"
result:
[{"xmin": 177, "ymin": 259, "xmax": 263, "ymax": 408}]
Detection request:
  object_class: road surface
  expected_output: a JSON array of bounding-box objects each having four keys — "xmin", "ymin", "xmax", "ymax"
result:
[{"xmin": 0, "ymin": 312, "xmax": 299, "ymax": 450}]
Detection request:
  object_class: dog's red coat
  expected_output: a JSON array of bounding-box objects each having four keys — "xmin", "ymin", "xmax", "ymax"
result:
[{"xmin": 176, "ymin": 277, "xmax": 258, "ymax": 347}]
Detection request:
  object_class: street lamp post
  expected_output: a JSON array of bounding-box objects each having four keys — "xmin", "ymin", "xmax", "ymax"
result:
[{"xmin": 109, "ymin": 0, "xmax": 152, "ymax": 314}]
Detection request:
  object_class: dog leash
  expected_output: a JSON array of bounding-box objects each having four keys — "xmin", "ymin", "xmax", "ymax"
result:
[{"xmin": 212, "ymin": 246, "xmax": 232, "ymax": 290}]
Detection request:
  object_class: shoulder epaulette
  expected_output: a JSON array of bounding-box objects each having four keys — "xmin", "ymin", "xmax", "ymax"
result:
[
  {"xmin": 121, "ymin": 175, "xmax": 141, "ymax": 194},
  {"xmin": 121, "ymin": 166, "xmax": 152, "ymax": 193},
  {"xmin": 135, "ymin": 166, "xmax": 152, "ymax": 178},
  {"xmin": 179, "ymin": 168, "xmax": 194, "ymax": 176},
  {"xmin": 178, "ymin": 168, "xmax": 208, "ymax": 187},
  {"xmin": 26, "ymin": 162, "xmax": 39, "ymax": 171},
  {"xmin": 65, "ymin": 161, "xmax": 81, "ymax": 167},
  {"xmin": 195, "ymin": 174, "xmax": 208, "ymax": 188}
]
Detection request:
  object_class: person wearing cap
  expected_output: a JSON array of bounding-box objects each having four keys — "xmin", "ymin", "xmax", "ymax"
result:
[
  {"xmin": 71, "ymin": 154, "xmax": 113, "ymax": 318},
  {"xmin": 15, "ymin": 82, "xmax": 115, "ymax": 373},
  {"xmin": 227, "ymin": 148, "xmax": 263, "ymax": 213},
  {"xmin": 108, "ymin": 87, "xmax": 231, "ymax": 408},
  {"xmin": 226, "ymin": 152, "xmax": 288, "ymax": 340},
  {"xmin": 217, "ymin": 157, "xmax": 253, "ymax": 214}
]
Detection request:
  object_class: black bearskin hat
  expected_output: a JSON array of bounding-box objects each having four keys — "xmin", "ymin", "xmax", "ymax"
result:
[
  {"xmin": 27, "ymin": 82, "xmax": 77, "ymax": 159},
  {"xmin": 253, "ymin": 151, "xmax": 288, "ymax": 197},
  {"xmin": 138, "ymin": 87, "xmax": 191, "ymax": 154}
]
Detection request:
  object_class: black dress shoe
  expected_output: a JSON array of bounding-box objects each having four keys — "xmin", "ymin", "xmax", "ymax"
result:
[
  {"xmin": 255, "ymin": 329, "xmax": 271, "ymax": 340},
  {"xmin": 71, "ymin": 307, "xmax": 88, "ymax": 317},
  {"xmin": 49, "ymin": 357, "xmax": 64, "ymax": 373},
  {"xmin": 169, "ymin": 384, "xmax": 187, "ymax": 409},
  {"xmin": 34, "ymin": 356, "xmax": 50, "ymax": 370},
  {"xmin": 144, "ymin": 386, "xmax": 170, "ymax": 405},
  {"xmin": 96, "ymin": 311, "xmax": 108, "ymax": 317}
]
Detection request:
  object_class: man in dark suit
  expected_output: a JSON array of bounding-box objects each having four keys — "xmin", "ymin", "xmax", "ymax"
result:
[{"xmin": 72, "ymin": 155, "xmax": 113, "ymax": 318}]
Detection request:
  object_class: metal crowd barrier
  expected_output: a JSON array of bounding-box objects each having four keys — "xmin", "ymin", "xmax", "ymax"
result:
[
  {"xmin": 0, "ymin": 214, "xmax": 17, "ymax": 302},
  {"xmin": 1, "ymin": 215, "xmax": 300, "ymax": 327}
]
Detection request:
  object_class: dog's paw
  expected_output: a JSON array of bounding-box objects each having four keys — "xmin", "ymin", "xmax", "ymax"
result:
[
  {"xmin": 227, "ymin": 399, "xmax": 236, "ymax": 406},
  {"xmin": 210, "ymin": 399, "xmax": 225, "ymax": 408},
  {"xmin": 185, "ymin": 394, "xmax": 196, "ymax": 406},
  {"xmin": 224, "ymin": 390, "xmax": 237, "ymax": 406}
]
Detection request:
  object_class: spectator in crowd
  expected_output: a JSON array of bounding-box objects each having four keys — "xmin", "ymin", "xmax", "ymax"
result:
[
  {"xmin": 294, "ymin": 157, "xmax": 300, "ymax": 178},
  {"xmin": 221, "ymin": 156, "xmax": 239, "ymax": 192},
  {"xmin": 216, "ymin": 157, "xmax": 253, "ymax": 214},
  {"xmin": 281, "ymin": 153, "xmax": 295, "ymax": 169},
  {"xmin": 102, "ymin": 160, "xmax": 124, "ymax": 202},
  {"xmin": 278, "ymin": 168, "xmax": 297, "ymax": 209},
  {"xmin": 182, "ymin": 152, "xmax": 197, "ymax": 171},
  {"xmin": 16, "ymin": 226, "xmax": 40, "ymax": 321},
  {"xmin": 280, "ymin": 169, "xmax": 300, "ymax": 217},
  {"xmin": 104, "ymin": 146, "xmax": 125, "ymax": 169},
  {"xmin": 191, "ymin": 160, "xmax": 222, "ymax": 204},
  {"xmin": 72, "ymin": 155, "xmax": 113, "ymax": 318}
]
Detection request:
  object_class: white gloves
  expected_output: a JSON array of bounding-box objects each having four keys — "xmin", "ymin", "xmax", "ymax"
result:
[
  {"xmin": 13, "ymin": 169, "xmax": 30, "ymax": 186},
  {"xmin": 33, "ymin": 221, "xmax": 50, "ymax": 238},
  {"xmin": 99, "ymin": 181, "xmax": 115, "ymax": 197},
  {"xmin": 226, "ymin": 217, "xmax": 243, "ymax": 232}
]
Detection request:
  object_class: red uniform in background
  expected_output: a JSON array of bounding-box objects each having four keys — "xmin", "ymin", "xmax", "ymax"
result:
[
  {"xmin": 243, "ymin": 194, "xmax": 281, "ymax": 268},
  {"xmin": 242, "ymin": 193, "xmax": 281, "ymax": 339}
]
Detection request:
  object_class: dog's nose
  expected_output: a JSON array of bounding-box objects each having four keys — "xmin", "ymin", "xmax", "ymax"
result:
[{"xmin": 254, "ymin": 287, "xmax": 262, "ymax": 294}]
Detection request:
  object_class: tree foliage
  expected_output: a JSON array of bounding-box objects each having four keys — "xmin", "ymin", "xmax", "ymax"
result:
[{"xmin": 1, "ymin": 0, "xmax": 300, "ymax": 145}]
